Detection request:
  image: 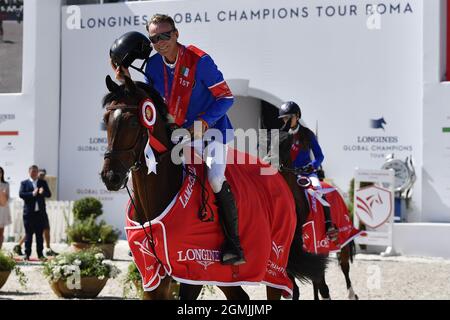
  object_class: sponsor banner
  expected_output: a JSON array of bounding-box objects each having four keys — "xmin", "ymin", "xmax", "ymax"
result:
[
  {"xmin": 60, "ymin": 0, "xmax": 423, "ymax": 231},
  {"xmin": 0, "ymin": 109, "xmax": 34, "ymax": 197},
  {"xmin": 353, "ymin": 169, "xmax": 395, "ymax": 247}
]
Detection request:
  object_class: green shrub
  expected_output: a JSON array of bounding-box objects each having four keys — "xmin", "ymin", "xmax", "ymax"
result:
[
  {"xmin": 123, "ymin": 262, "xmax": 144, "ymax": 299},
  {"xmin": 0, "ymin": 250, "xmax": 16, "ymax": 272},
  {"xmin": 67, "ymin": 217, "xmax": 120, "ymax": 244},
  {"xmin": 73, "ymin": 197, "xmax": 103, "ymax": 221},
  {"xmin": 0, "ymin": 250, "xmax": 27, "ymax": 287}
]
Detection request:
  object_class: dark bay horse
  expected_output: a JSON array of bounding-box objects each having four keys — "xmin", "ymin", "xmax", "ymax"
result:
[
  {"xmin": 100, "ymin": 76, "xmax": 327, "ymax": 300},
  {"xmin": 276, "ymin": 129, "xmax": 358, "ymax": 300}
]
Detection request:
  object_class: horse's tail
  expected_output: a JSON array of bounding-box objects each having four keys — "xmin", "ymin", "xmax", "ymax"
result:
[
  {"xmin": 348, "ymin": 240, "xmax": 355, "ymax": 264},
  {"xmin": 286, "ymin": 231, "xmax": 328, "ymax": 283}
]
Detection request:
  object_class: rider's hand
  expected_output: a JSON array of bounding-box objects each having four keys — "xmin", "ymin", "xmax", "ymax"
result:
[
  {"xmin": 188, "ymin": 120, "xmax": 208, "ymax": 140},
  {"xmin": 303, "ymin": 163, "xmax": 314, "ymax": 174},
  {"xmin": 110, "ymin": 59, "xmax": 131, "ymax": 82}
]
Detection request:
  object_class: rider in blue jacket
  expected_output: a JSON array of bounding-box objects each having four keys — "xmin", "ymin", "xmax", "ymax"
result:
[
  {"xmin": 110, "ymin": 14, "xmax": 245, "ymax": 265},
  {"xmin": 279, "ymin": 101, "xmax": 338, "ymax": 242}
]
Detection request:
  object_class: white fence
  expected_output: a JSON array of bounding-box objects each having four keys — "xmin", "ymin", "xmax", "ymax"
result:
[{"xmin": 4, "ymin": 199, "xmax": 74, "ymax": 243}]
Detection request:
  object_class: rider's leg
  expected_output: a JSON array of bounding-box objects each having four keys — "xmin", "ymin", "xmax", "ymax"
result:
[
  {"xmin": 204, "ymin": 141, "xmax": 245, "ymax": 265},
  {"xmin": 310, "ymin": 175, "xmax": 336, "ymax": 239}
]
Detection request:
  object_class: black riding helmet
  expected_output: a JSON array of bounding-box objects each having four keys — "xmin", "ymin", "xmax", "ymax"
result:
[
  {"xmin": 278, "ymin": 101, "xmax": 301, "ymax": 119},
  {"xmin": 110, "ymin": 31, "xmax": 152, "ymax": 72}
]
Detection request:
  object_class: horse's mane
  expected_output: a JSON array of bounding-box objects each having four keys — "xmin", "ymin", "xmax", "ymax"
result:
[{"xmin": 102, "ymin": 81, "xmax": 169, "ymax": 121}]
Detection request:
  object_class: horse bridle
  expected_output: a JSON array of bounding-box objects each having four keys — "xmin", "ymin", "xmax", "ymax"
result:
[
  {"xmin": 104, "ymin": 100, "xmax": 174, "ymax": 180},
  {"xmin": 104, "ymin": 104, "xmax": 148, "ymax": 176}
]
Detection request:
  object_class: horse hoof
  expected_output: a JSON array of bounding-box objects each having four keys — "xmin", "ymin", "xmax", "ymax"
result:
[{"xmin": 348, "ymin": 287, "xmax": 358, "ymax": 300}]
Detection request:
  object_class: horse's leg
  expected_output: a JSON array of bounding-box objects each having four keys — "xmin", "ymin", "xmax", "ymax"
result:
[
  {"xmin": 178, "ymin": 283, "xmax": 203, "ymax": 300},
  {"xmin": 142, "ymin": 277, "xmax": 173, "ymax": 300},
  {"xmin": 312, "ymin": 280, "xmax": 320, "ymax": 300},
  {"xmin": 318, "ymin": 274, "xmax": 331, "ymax": 300},
  {"xmin": 266, "ymin": 287, "xmax": 282, "ymax": 300},
  {"xmin": 290, "ymin": 276, "xmax": 300, "ymax": 300},
  {"xmin": 339, "ymin": 246, "xmax": 359, "ymax": 300},
  {"xmin": 219, "ymin": 286, "xmax": 250, "ymax": 300}
]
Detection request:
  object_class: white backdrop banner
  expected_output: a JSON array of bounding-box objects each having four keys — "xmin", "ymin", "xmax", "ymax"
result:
[
  {"xmin": 59, "ymin": 0, "xmax": 423, "ymax": 233},
  {"xmin": 0, "ymin": 102, "xmax": 35, "ymax": 197}
]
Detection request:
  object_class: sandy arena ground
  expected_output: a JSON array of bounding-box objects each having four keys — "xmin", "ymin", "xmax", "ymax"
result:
[{"xmin": 0, "ymin": 240, "xmax": 449, "ymax": 300}]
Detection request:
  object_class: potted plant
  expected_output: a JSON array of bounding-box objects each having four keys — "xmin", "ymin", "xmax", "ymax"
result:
[
  {"xmin": 123, "ymin": 262, "xmax": 144, "ymax": 299},
  {"xmin": 67, "ymin": 197, "xmax": 120, "ymax": 259},
  {"xmin": 123, "ymin": 262, "xmax": 180, "ymax": 299},
  {"xmin": 43, "ymin": 248, "xmax": 121, "ymax": 299},
  {"xmin": 0, "ymin": 250, "xmax": 27, "ymax": 290}
]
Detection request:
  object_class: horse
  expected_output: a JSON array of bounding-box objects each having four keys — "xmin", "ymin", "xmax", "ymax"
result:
[
  {"xmin": 275, "ymin": 128, "xmax": 359, "ymax": 300},
  {"xmin": 100, "ymin": 75, "xmax": 327, "ymax": 300}
]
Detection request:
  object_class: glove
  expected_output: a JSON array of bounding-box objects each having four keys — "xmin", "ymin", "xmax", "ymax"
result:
[{"xmin": 302, "ymin": 163, "xmax": 314, "ymax": 174}]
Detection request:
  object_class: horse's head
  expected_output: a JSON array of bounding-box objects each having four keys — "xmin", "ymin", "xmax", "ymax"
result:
[{"xmin": 100, "ymin": 75, "xmax": 169, "ymax": 191}]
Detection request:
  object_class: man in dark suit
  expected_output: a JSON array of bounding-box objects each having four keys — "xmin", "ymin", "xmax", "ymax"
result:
[{"xmin": 19, "ymin": 165, "xmax": 51, "ymax": 260}]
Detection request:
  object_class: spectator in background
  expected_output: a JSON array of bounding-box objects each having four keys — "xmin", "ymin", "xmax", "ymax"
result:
[
  {"xmin": 14, "ymin": 168, "xmax": 58, "ymax": 257},
  {"xmin": 18, "ymin": 165, "xmax": 51, "ymax": 261},
  {"xmin": 38, "ymin": 169, "xmax": 58, "ymax": 256},
  {"xmin": 0, "ymin": 166, "xmax": 12, "ymax": 249}
]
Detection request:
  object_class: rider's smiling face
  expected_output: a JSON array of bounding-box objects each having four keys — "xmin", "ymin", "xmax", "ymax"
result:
[{"xmin": 148, "ymin": 22, "xmax": 178, "ymax": 60}]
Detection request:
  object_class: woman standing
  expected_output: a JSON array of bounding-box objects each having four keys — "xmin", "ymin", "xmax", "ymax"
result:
[{"xmin": 0, "ymin": 167, "xmax": 12, "ymax": 249}]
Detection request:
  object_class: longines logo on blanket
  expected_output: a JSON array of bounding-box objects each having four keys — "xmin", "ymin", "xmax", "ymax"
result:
[
  {"xmin": 179, "ymin": 166, "xmax": 197, "ymax": 208},
  {"xmin": 177, "ymin": 248, "xmax": 221, "ymax": 270},
  {"xmin": 272, "ymin": 241, "xmax": 284, "ymax": 260},
  {"xmin": 0, "ymin": 114, "xmax": 15, "ymax": 125}
]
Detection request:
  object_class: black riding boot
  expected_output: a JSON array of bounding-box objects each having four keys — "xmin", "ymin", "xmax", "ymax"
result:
[
  {"xmin": 322, "ymin": 195, "xmax": 333, "ymax": 231},
  {"xmin": 215, "ymin": 181, "xmax": 246, "ymax": 265},
  {"xmin": 322, "ymin": 195, "xmax": 338, "ymax": 241}
]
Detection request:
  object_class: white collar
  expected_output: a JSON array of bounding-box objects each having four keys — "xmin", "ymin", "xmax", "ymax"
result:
[
  {"xmin": 163, "ymin": 53, "xmax": 178, "ymax": 69},
  {"xmin": 288, "ymin": 124, "xmax": 300, "ymax": 135}
]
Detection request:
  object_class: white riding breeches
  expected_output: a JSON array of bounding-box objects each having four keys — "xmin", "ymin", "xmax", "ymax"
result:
[
  {"xmin": 308, "ymin": 174, "xmax": 321, "ymax": 189},
  {"xmin": 192, "ymin": 139, "xmax": 228, "ymax": 193}
]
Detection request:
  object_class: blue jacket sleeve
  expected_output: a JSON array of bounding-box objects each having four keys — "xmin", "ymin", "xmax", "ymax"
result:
[
  {"xmin": 310, "ymin": 133, "xmax": 324, "ymax": 169},
  {"xmin": 197, "ymin": 55, "xmax": 234, "ymax": 128},
  {"xmin": 19, "ymin": 181, "xmax": 34, "ymax": 200}
]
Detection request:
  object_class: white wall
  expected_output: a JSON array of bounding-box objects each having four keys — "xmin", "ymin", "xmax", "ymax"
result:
[
  {"xmin": 422, "ymin": 0, "xmax": 450, "ymax": 222},
  {"xmin": 0, "ymin": 0, "xmax": 61, "ymax": 196},
  {"xmin": 33, "ymin": 0, "xmax": 62, "ymax": 187}
]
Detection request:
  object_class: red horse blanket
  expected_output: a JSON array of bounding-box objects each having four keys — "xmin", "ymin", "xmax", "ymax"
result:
[
  {"xmin": 126, "ymin": 149, "xmax": 296, "ymax": 297},
  {"xmin": 302, "ymin": 182, "xmax": 363, "ymax": 255}
]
